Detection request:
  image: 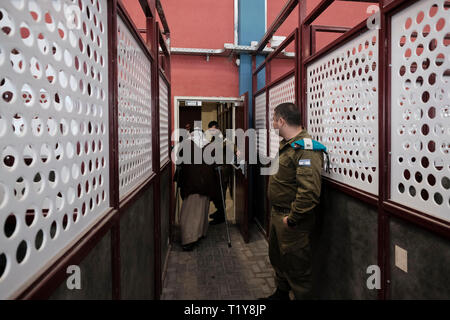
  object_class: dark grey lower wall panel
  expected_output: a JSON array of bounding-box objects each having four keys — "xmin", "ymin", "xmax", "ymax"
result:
[
  {"xmin": 253, "ymin": 164, "xmax": 268, "ymax": 231},
  {"xmin": 389, "ymin": 216, "xmax": 450, "ymax": 299},
  {"xmin": 312, "ymin": 185, "xmax": 378, "ymax": 299},
  {"xmin": 49, "ymin": 230, "xmax": 112, "ymax": 300},
  {"xmin": 160, "ymin": 168, "xmax": 171, "ymax": 274},
  {"xmin": 120, "ymin": 185, "xmax": 155, "ymax": 299}
]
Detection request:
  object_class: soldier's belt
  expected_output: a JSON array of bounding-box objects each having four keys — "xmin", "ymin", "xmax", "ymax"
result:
[{"xmin": 272, "ymin": 205, "xmax": 290, "ymax": 214}]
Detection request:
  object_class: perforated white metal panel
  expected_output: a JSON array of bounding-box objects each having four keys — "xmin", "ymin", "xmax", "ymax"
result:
[
  {"xmin": 255, "ymin": 91, "xmax": 267, "ymax": 156},
  {"xmin": 307, "ymin": 29, "xmax": 379, "ymax": 195},
  {"xmin": 0, "ymin": 0, "xmax": 109, "ymax": 299},
  {"xmin": 159, "ymin": 75, "xmax": 169, "ymax": 166},
  {"xmin": 268, "ymin": 75, "xmax": 295, "ymax": 158},
  {"xmin": 390, "ymin": 0, "xmax": 450, "ymax": 221},
  {"xmin": 117, "ymin": 16, "xmax": 152, "ymax": 198}
]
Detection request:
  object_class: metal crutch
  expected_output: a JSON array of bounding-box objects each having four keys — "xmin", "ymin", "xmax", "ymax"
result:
[{"xmin": 216, "ymin": 166, "xmax": 232, "ymax": 248}]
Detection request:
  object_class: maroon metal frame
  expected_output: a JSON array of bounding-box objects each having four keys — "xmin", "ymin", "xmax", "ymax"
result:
[
  {"xmin": 310, "ymin": 25, "xmax": 350, "ymax": 55},
  {"xmin": 253, "ymin": 0, "xmax": 450, "ymax": 301},
  {"xmin": 14, "ymin": 0, "xmax": 171, "ymax": 300}
]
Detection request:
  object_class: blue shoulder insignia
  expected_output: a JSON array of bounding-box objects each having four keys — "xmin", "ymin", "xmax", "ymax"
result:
[
  {"xmin": 290, "ymin": 138, "xmax": 330, "ymax": 173},
  {"xmin": 290, "ymin": 138, "xmax": 327, "ymax": 152}
]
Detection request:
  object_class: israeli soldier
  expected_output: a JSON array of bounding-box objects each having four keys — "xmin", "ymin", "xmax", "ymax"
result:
[{"xmin": 261, "ymin": 102, "xmax": 324, "ymax": 300}]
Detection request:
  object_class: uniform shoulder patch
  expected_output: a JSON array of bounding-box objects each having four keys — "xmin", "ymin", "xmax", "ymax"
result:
[{"xmin": 298, "ymin": 159, "xmax": 311, "ymax": 166}]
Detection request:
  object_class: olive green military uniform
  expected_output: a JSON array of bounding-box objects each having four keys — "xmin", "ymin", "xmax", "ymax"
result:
[{"xmin": 268, "ymin": 130, "xmax": 323, "ymax": 299}]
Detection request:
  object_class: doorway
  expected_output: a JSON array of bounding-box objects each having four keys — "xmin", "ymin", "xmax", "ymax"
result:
[{"xmin": 173, "ymin": 96, "xmax": 245, "ymax": 234}]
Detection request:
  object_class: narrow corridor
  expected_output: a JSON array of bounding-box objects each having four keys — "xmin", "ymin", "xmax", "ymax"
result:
[{"xmin": 161, "ymin": 224, "xmax": 276, "ymax": 300}]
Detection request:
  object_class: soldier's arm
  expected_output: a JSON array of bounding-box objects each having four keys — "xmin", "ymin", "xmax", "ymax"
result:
[{"xmin": 288, "ymin": 150, "xmax": 323, "ymax": 224}]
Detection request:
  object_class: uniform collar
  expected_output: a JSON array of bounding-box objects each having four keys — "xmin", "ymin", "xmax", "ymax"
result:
[{"xmin": 279, "ymin": 129, "xmax": 309, "ymax": 151}]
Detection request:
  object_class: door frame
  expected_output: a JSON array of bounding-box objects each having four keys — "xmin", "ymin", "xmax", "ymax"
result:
[
  {"xmin": 174, "ymin": 96, "xmax": 243, "ymax": 132},
  {"xmin": 172, "ymin": 95, "xmax": 245, "ymax": 227}
]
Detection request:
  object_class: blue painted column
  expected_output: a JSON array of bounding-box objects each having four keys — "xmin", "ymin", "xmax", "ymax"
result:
[
  {"xmin": 238, "ymin": 0, "xmax": 266, "ymax": 128},
  {"xmin": 238, "ymin": 0, "xmax": 266, "ymax": 221}
]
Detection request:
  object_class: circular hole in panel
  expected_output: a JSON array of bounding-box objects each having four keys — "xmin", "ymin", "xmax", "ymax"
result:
[
  {"xmin": 47, "ymin": 118, "xmax": 57, "ymax": 136},
  {"xmin": 25, "ymin": 207, "xmax": 36, "ymax": 227},
  {"xmin": 33, "ymin": 172, "xmax": 45, "ymax": 193},
  {"xmin": 72, "ymin": 163, "xmax": 79, "ymax": 180},
  {"xmin": 44, "ymin": 12, "xmax": 55, "ymax": 32},
  {"xmin": 1, "ymin": 78, "xmax": 16, "ymax": 103},
  {"xmin": 435, "ymin": 53, "xmax": 445, "ymax": 67},
  {"xmin": 434, "ymin": 123, "xmax": 444, "ymax": 135},
  {"xmin": 436, "ymin": 18, "xmax": 445, "ymax": 32},
  {"xmin": 62, "ymin": 214, "xmax": 69, "ymax": 230},
  {"xmin": 23, "ymin": 144, "xmax": 36, "ymax": 167},
  {"xmin": 54, "ymin": 142, "xmax": 64, "ymax": 160},
  {"xmin": 416, "ymin": 44, "xmax": 424, "ymax": 56},
  {"xmin": 421, "ymin": 123, "xmax": 430, "ymax": 136},
  {"xmin": 434, "ymin": 193, "xmax": 443, "ymax": 205},
  {"xmin": 47, "ymin": 171, "xmax": 57, "ymax": 190},
  {"xmin": 0, "ymin": 253, "xmax": 6, "ymax": 280},
  {"xmin": 415, "ymin": 171, "xmax": 423, "ymax": 183},
  {"xmin": 50, "ymin": 220, "xmax": 58, "ymax": 239},
  {"xmin": 61, "ymin": 166, "xmax": 70, "ymax": 184},
  {"xmin": 398, "ymin": 183, "xmax": 405, "ymax": 193},
  {"xmin": 31, "ymin": 117, "xmax": 43, "ymax": 137},
  {"xmin": 16, "ymin": 240, "xmax": 27, "ymax": 264},
  {"xmin": 14, "ymin": 177, "xmax": 28, "ymax": 201},
  {"xmin": 441, "ymin": 176, "xmax": 450, "ymax": 190},
  {"xmin": 422, "ymin": 58, "xmax": 430, "ymax": 70},
  {"xmin": 12, "ymin": 114, "xmax": 27, "ymax": 137},
  {"xmin": 434, "ymin": 158, "xmax": 444, "ymax": 171},
  {"xmin": 428, "ymin": 140, "xmax": 436, "ymax": 152},
  {"xmin": 0, "ymin": 115, "xmax": 6, "ymax": 137},
  {"xmin": 51, "ymin": 42, "xmax": 62, "ymax": 61},
  {"xmin": 4, "ymin": 214, "xmax": 17, "ymax": 238},
  {"xmin": 441, "ymin": 142, "xmax": 449, "ymax": 155},
  {"xmin": 10, "ymin": 48, "xmax": 26, "ymax": 74},
  {"xmin": 45, "ymin": 64, "xmax": 56, "ymax": 84},
  {"xmin": 39, "ymin": 88, "xmax": 50, "ymax": 108},
  {"xmin": 35, "ymin": 229, "xmax": 44, "ymax": 250},
  {"xmin": 3, "ymin": 146, "xmax": 18, "ymax": 169},
  {"xmin": 410, "ymin": 62, "xmax": 418, "ymax": 73},
  {"xmin": 41, "ymin": 197, "xmax": 53, "ymax": 218},
  {"xmin": 0, "ymin": 9, "xmax": 15, "ymax": 36},
  {"xmin": 409, "ymin": 186, "xmax": 416, "ymax": 197},
  {"xmin": 410, "ymin": 31, "xmax": 418, "ymax": 42},
  {"xmin": 422, "ymin": 24, "xmax": 430, "ymax": 37},
  {"xmin": 420, "ymin": 189, "xmax": 429, "ymax": 201},
  {"xmin": 37, "ymin": 33, "xmax": 49, "ymax": 55},
  {"xmin": 73, "ymin": 208, "xmax": 79, "ymax": 223},
  {"xmin": 0, "ymin": 183, "xmax": 7, "ymax": 208},
  {"xmin": 428, "ymin": 73, "xmax": 436, "ymax": 85},
  {"xmin": 428, "ymin": 106, "xmax": 436, "ymax": 119},
  {"xmin": 60, "ymin": 119, "xmax": 68, "ymax": 136},
  {"xmin": 427, "ymin": 174, "xmax": 436, "ymax": 186},
  {"xmin": 421, "ymin": 156, "xmax": 429, "ymax": 168},
  {"xmin": 64, "ymin": 49, "xmax": 72, "ymax": 67},
  {"xmin": 67, "ymin": 187, "xmax": 75, "ymax": 204},
  {"xmin": 416, "ymin": 11, "xmax": 424, "ymax": 24},
  {"xmin": 21, "ymin": 83, "xmax": 35, "ymax": 107},
  {"xmin": 429, "ymin": 38, "xmax": 437, "ymax": 51},
  {"xmin": 403, "ymin": 169, "xmax": 411, "ymax": 180},
  {"xmin": 429, "ymin": 4, "xmax": 438, "ymax": 17},
  {"xmin": 55, "ymin": 192, "xmax": 65, "ymax": 211}
]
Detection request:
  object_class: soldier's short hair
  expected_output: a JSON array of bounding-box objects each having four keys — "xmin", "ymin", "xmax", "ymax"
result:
[{"xmin": 274, "ymin": 103, "xmax": 302, "ymax": 126}]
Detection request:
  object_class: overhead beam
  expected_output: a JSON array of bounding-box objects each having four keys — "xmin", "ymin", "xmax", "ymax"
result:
[
  {"xmin": 304, "ymin": 0, "xmax": 334, "ymax": 26},
  {"xmin": 256, "ymin": 0, "xmax": 299, "ymax": 52},
  {"xmin": 156, "ymin": 0, "xmax": 170, "ymax": 35}
]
